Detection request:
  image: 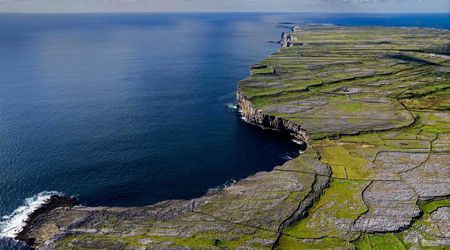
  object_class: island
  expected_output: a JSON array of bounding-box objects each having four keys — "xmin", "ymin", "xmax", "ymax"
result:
[{"xmin": 17, "ymin": 25, "xmax": 450, "ymax": 249}]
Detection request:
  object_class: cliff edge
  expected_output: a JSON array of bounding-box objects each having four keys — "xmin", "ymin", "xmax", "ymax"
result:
[{"xmin": 17, "ymin": 26, "xmax": 450, "ymax": 249}]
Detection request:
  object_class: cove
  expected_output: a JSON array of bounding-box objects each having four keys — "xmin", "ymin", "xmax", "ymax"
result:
[
  {"xmin": 0, "ymin": 13, "xmax": 302, "ymax": 218},
  {"xmin": 0, "ymin": 13, "xmax": 448, "ymax": 220}
]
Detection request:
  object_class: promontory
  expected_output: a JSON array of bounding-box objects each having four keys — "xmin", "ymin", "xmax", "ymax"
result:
[{"xmin": 17, "ymin": 25, "xmax": 450, "ymax": 249}]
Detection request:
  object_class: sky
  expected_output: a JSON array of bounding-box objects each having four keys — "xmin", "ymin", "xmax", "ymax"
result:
[{"xmin": 0, "ymin": 0, "xmax": 449, "ymax": 13}]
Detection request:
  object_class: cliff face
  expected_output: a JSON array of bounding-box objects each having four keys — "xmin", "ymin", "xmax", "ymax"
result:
[
  {"xmin": 237, "ymin": 25, "xmax": 450, "ymax": 249},
  {"xmin": 236, "ymin": 90, "xmax": 308, "ymax": 143},
  {"xmin": 18, "ymin": 152, "xmax": 331, "ymax": 249},
  {"xmin": 16, "ymin": 26, "xmax": 450, "ymax": 250}
]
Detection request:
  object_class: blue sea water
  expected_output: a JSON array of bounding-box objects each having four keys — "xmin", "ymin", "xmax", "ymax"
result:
[{"xmin": 0, "ymin": 12, "xmax": 449, "ymax": 241}]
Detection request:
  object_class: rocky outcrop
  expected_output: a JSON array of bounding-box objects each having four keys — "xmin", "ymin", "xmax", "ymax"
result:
[
  {"xmin": 15, "ymin": 195, "xmax": 78, "ymax": 246},
  {"xmin": 237, "ymin": 89, "xmax": 308, "ymax": 143},
  {"xmin": 352, "ymin": 180, "xmax": 422, "ymax": 233},
  {"xmin": 280, "ymin": 32, "xmax": 296, "ymax": 47}
]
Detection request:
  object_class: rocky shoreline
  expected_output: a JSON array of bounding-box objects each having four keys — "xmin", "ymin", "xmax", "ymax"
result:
[
  {"xmin": 14, "ymin": 195, "xmax": 78, "ymax": 246},
  {"xmin": 13, "ymin": 91, "xmax": 315, "ymax": 249},
  {"xmin": 14, "ymin": 25, "xmax": 450, "ymax": 249}
]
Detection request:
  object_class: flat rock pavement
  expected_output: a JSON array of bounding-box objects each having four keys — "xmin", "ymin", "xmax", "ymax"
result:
[{"xmin": 23, "ymin": 26, "xmax": 450, "ymax": 249}]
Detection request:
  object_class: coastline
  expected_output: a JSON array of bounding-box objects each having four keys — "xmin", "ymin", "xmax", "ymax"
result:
[
  {"xmin": 236, "ymin": 89, "xmax": 309, "ymax": 144},
  {"xmin": 14, "ymin": 195, "xmax": 78, "ymax": 245},
  {"xmin": 5, "ymin": 25, "xmax": 313, "ymax": 247},
  {"xmin": 7, "ymin": 25, "xmax": 450, "ymax": 249}
]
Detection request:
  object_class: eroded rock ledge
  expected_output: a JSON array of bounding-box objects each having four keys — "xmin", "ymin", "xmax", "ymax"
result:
[
  {"xmin": 17, "ymin": 26, "xmax": 450, "ymax": 249},
  {"xmin": 237, "ymin": 90, "xmax": 308, "ymax": 143}
]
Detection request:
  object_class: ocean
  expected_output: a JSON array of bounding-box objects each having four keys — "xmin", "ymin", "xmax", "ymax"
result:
[{"xmin": 0, "ymin": 13, "xmax": 449, "ymax": 243}]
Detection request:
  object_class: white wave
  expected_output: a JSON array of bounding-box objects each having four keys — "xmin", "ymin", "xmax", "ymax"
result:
[
  {"xmin": 292, "ymin": 139, "xmax": 305, "ymax": 145},
  {"xmin": 207, "ymin": 178, "xmax": 237, "ymax": 193},
  {"xmin": 222, "ymin": 178, "xmax": 236, "ymax": 188},
  {"xmin": 225, "ymin": 103, "xmax": 237, "ymax": 110},
  {"xmin": 0, "ymin": 191, "xmax": 62, "ymax": 238}
]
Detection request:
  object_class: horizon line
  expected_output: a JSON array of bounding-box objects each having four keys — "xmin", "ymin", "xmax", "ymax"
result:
[{"xmin": 1, "ymin": 11, "xmax": 449, "ymax": 14}]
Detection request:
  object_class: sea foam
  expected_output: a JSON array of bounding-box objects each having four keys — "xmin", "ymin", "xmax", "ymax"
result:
[
  {"xmin": 226, "ymin": 103, "xmax": 237, "ymax": 110},
  {"xmin": 0, "ymin": 191, "xmax": 61, "ymax": 238},
  {"xmin": 292, "ymin": 139, "xmax": 305, "ymax": 145}
]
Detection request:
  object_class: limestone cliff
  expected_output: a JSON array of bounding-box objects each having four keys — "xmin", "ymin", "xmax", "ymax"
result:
[
  {"xmin": 15, "ymin": 26, "xmax": 450, "ymax": 250},
  {"xmin": 236, "ymin": 89, "xmax": 308, "ymax": 143}
]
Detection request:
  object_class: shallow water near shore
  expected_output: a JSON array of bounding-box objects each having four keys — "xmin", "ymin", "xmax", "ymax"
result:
[{"xmin": 0, "ymin": 13, "xmax": 449, "ymax": 242}]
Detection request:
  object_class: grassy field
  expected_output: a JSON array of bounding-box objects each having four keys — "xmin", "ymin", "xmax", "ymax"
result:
[{"xmin": 26, "ymin": 26, "xmax": 449, "ymax": 250}]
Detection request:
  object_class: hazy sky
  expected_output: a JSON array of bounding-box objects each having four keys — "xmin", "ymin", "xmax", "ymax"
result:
[{"xmin": 0, "ymin": 0, "xmax": 449, "ymax": 13}]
